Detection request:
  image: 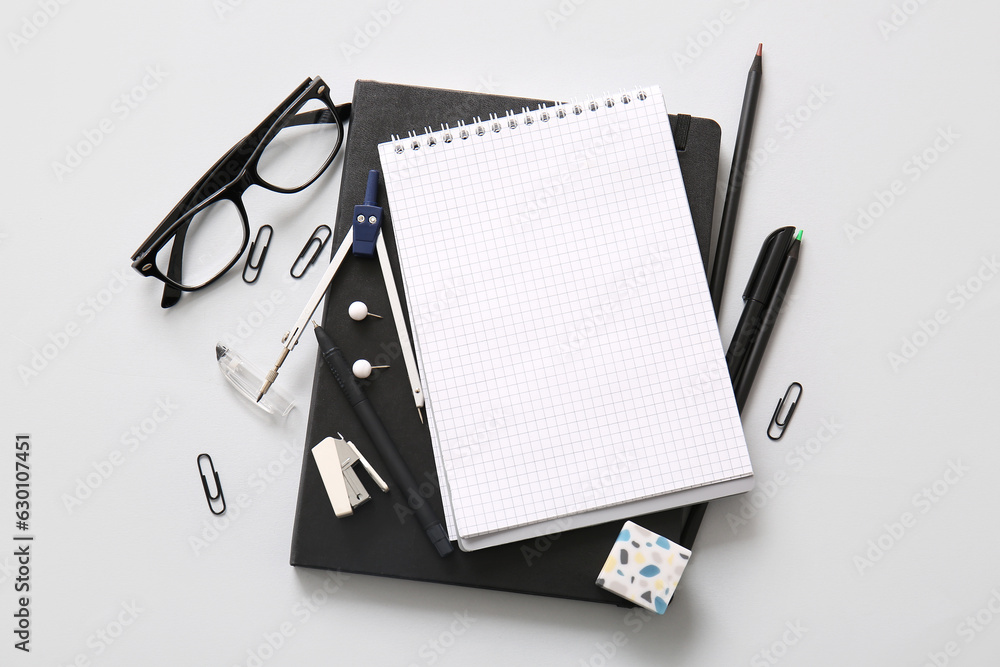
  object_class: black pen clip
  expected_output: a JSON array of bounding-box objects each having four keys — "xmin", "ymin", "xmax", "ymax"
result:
[
  {"xmin": 197, "ymin": 453, "xmax": 226, "ymax": 515},
  {"xmin": 290, "ymin": 225, "xmax": 332, "ymax": 279},
  {"xmin": 243, "ymin": 225, "xmax": 273, "ymax": 284},
  {"xmin": 767, "ymin": 382, "xmax": 803, "ymax": 441}
]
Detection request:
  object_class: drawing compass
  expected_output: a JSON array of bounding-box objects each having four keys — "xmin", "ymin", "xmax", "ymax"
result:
[{"xmin": 255, "ymin": 169, "xmax": 425, "ymax": 420}]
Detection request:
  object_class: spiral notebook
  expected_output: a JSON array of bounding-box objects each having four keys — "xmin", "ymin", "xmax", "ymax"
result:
[
  {"xmin": 377, "ymin": 85, "xmax": 752, "ymax": 551},
  {"xmin": 291, "ymin": 78, "xmax": 723, "ymax": 602}
]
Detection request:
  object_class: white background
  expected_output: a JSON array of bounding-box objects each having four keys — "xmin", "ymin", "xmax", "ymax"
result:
[{"xmin": 2, "ymin": 1, "xmax": 999, "ymax": 665}]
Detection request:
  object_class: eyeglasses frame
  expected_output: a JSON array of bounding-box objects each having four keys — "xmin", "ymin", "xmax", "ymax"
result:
[{"xmin": 130, "ymin": 76, "xmax": 350, "ymax": 307}]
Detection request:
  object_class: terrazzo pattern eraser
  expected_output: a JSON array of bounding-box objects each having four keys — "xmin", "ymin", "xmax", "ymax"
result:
[{"xmin": 595, "ymin": 521, "xmax": 691, "ymax": 614}]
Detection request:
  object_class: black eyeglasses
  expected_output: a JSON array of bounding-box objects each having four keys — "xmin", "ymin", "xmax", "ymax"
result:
[{"xmin": 130, "ymin": 76, "xmax": 350, "ymax": 308}]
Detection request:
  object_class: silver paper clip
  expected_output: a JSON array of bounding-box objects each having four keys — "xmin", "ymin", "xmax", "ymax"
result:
[{"xmin": 312, "ymin": 434, "xmax": 389, "ymax": 517}]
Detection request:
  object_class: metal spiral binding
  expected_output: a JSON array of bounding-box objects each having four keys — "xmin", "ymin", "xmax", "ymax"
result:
[{"xmin": 388, "ymin": 88, "xmax": 650, "ymax": 154}]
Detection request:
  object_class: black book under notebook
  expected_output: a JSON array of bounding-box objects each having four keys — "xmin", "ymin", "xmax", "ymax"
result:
[{"xmin": 290, "ymin": 80, "xmax": 721, "ymax": 605}]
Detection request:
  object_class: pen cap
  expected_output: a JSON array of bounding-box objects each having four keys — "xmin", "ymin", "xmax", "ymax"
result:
[
  {"xmin": 216, "ymin": 344, "xmax": 294, "ymax": 416},
  {"xmin": 743, "ymin": 226, "xmax": 795, "ymax": 303}
]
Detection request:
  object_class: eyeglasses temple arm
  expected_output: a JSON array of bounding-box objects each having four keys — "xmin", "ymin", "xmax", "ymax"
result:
[
  {"xmin": 160, "ymin": 225, "xmax": 188, "ymax": 307},
  {"xmin": 282, "ymin": 103, "xmax": 352, "ymax": 129}
]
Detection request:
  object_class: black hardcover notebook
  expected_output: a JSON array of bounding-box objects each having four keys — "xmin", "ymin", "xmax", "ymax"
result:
[{"xmin": 290, "ymin": 80, "xmax": 721, "ymax": 605}]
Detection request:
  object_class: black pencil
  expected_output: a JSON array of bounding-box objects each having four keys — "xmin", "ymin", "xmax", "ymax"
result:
[{"xmin": 709, "ymin": 44, "xmax": 763, "ymax": 316}]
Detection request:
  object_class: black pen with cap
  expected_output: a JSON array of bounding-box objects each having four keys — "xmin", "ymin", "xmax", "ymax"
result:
[
  {"xmin": 725, "ymin": 225, "xmax": 795, "ymax": 386},
  {"xmin": 732, "ymin": 230, "xmax": 801, "ymax": 408},
  {"xmin": 313, "ymin": 322, "xmax": 453, "ymax": 558},
  {"xmin": 681, "ymin": 228, "xmax": 802, "ymax": 550}
]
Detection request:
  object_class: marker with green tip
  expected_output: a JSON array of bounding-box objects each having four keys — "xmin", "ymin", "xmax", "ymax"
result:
[{"xmin": 732, "ymin": 229, "xmax": 801, "ymax": 408}]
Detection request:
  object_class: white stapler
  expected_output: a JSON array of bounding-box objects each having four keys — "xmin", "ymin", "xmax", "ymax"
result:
[{"xmin": 311, "ymin": 434, "xmax": 389, "ymax": 517}]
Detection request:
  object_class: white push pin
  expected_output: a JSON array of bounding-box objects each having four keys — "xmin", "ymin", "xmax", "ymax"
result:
[
  {"xmin": 352, "ymin": 359, "xmax": 389, "ymax": 379},
  {"xmin": 348, "ymin": 301, "xmax": 383, "ymax": 321}
]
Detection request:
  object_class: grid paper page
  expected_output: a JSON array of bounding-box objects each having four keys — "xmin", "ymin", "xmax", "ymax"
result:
[{"xmin": 378, "ymin": 86, "xmax": 752, "ymax": 540}]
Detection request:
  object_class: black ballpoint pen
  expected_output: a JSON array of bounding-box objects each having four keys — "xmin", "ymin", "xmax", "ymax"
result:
[
  {"xmin": 313, "ymin": 323, "xmax": 453, "ymax": 557},
  {"xmin": 726, "ymin": 226, "xmax": 795, "ymax": 386}
]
